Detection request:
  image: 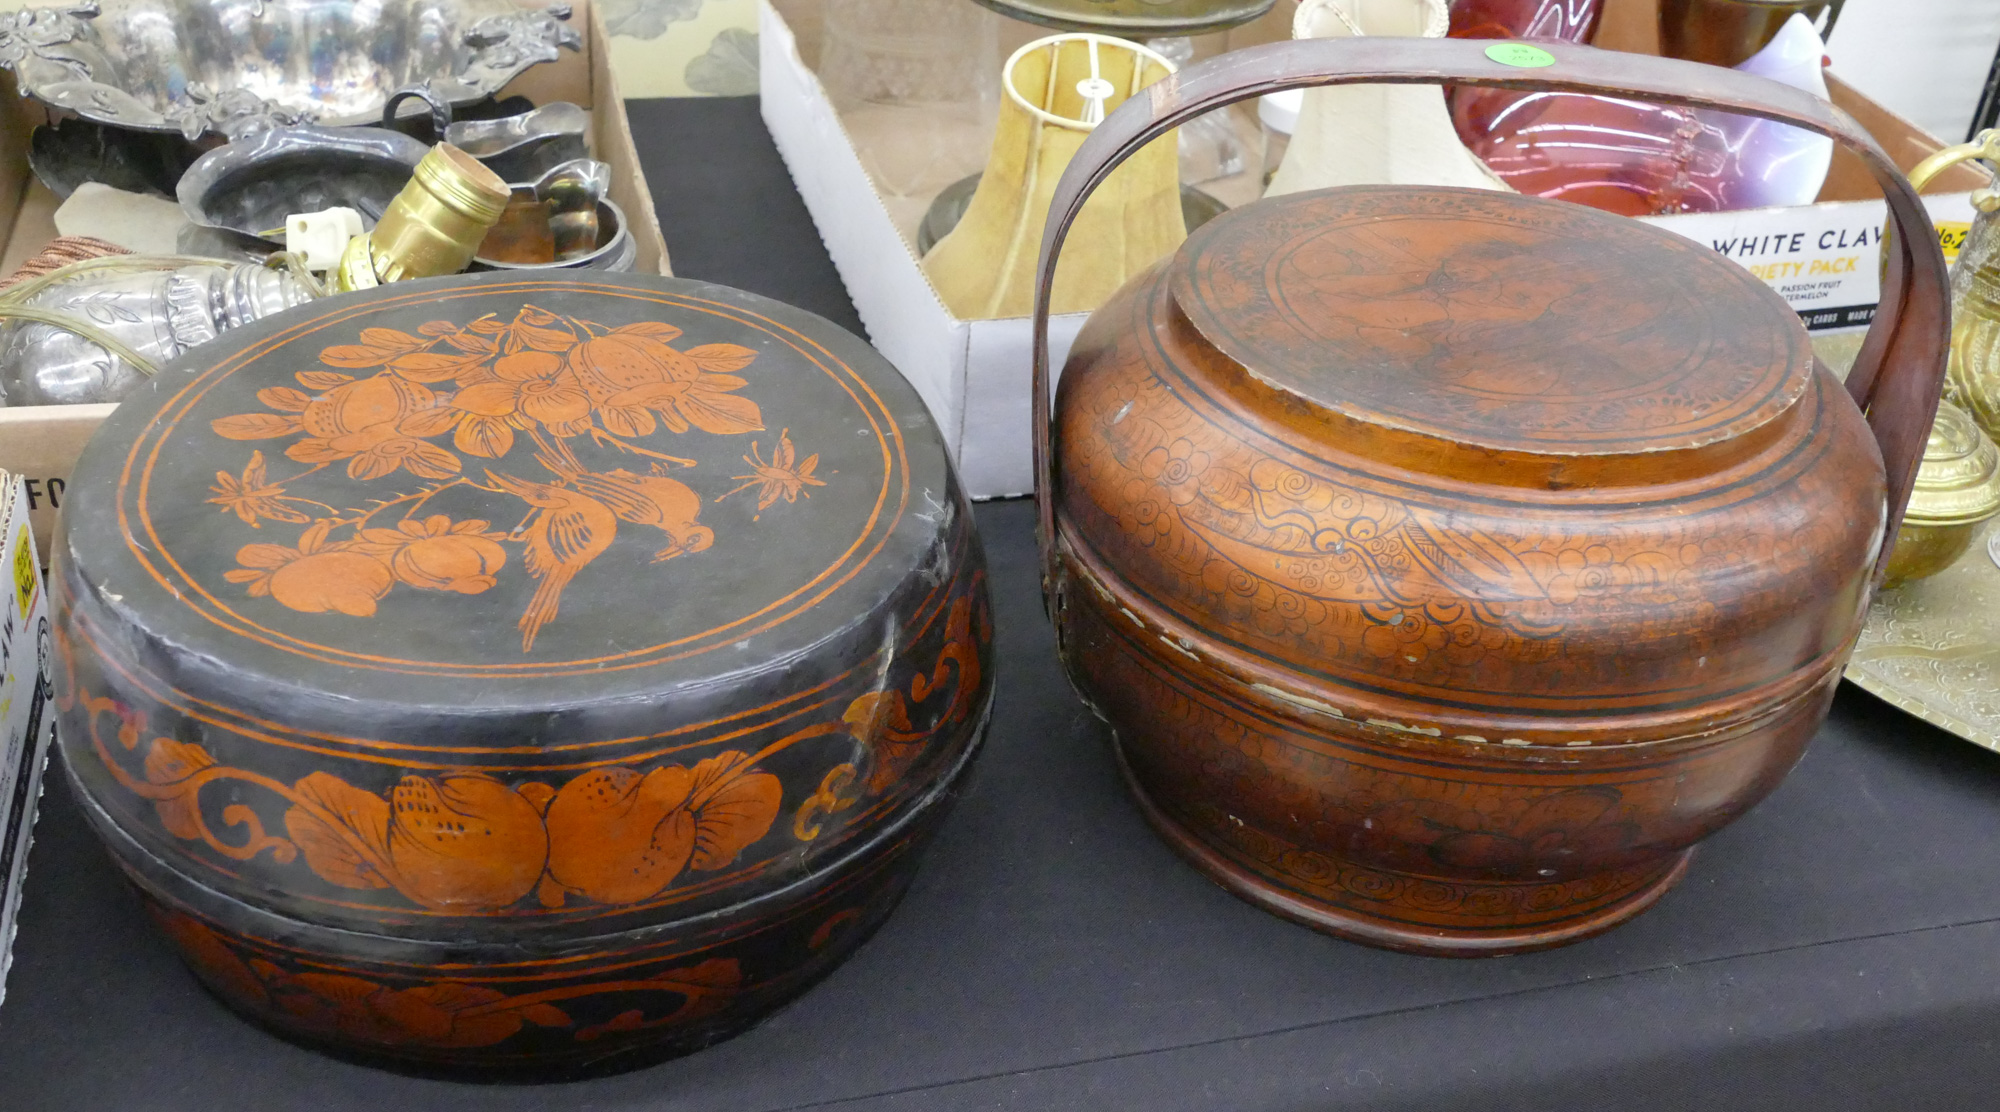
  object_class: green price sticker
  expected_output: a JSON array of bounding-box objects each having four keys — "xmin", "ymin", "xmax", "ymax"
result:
[{"xmin": 1485, "ymin": 42, "xmax": 1556, "ymax": 68}]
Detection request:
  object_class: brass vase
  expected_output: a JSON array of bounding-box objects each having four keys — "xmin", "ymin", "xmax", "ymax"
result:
[
  {"xmin": 1882, "ymin": 400, "xmax": 2000, "ymax": 588},
  {"xmin": 1658, "ymin": 0, "xmax": 1842, "ymax": 69},
  {"xmin": 1906, "ymin": 130, "xmax": 2000, "ymax": 445}
]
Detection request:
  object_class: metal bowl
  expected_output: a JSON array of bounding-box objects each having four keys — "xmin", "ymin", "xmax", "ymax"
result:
[
  {"xmin": 177, "ymin": 125, "xmax": 430, "ymax": 240},
  {"xmin": 472, "ymin": 197, "xmax": 636, "ymax": 272},
  {"xmin": 0, "ymin": 0, "xmax": 580, "ymax": 141}
]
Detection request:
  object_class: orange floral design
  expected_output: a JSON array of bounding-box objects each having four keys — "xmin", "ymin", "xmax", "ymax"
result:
[
  {"xmin": 413, "ymin": 349, "xmax": 596, "ymax": 459},
  {"xmin": 840, "ymin": 590, "xmax": 989, "ymax": 795},
  {"xmin": 75, "ymin": 580, "xmax": 984, "ymax": 916},
  {"xmin": 82, "ymin": 683, "xmax": 788, "ymax": 912},
  {"xmin": 348, "ymin": 515, "xmax": 510, "ymax": 594},
  {"xmin": 264, "ymin": 972, "xmax": 572, "ymax": 1049},
  {"xmin": 283, "ymin": 771, "xmax": 550, "ymax": 911},
  {"xmin": 207, "ymin": 450, "xmax": 312, "ymax": 527},
  {"xmin": 200, "ymin": 303, "xmax": 792, "ymax": 651},
  {"xmin": 156, "ymin": 908, "xmax": 741, "ymax": 1053},
  {"xmin": 719, "ymin": 429, "xmax": 825, "ymax": 519},
  {"xmin": 543, "ymin": 752, "xmax": 782, "ymax": 905},
  {"xmin": 226, "ymin": 520, "xmax": 395, "ymax": 617},
  {"xmin": 569, "ymin": 323, "xmax": 764, "ymax": 438},
  {"xmin": 216, "ymin": 373, "xmax": 461, "ymax": 482}
]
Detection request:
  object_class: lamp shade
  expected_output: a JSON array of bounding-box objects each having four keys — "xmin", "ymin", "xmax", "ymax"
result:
[
  {"xmin": 922, "ymin": 34, "xmax": 1183, "ymax": 320},
  {"xmin": 1265, "ymin": 0, "xmax": 1510, "ymax": 197}
]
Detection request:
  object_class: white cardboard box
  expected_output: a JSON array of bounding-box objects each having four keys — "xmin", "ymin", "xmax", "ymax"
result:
[
  {"xmin": 0, "ymin": 472, "xmax": 54, "ymax": 1008},
  {"xmin": 759, "ymin": 0, "xmax": 1088, "ymax": 499},
  {"xmin": 1642, "ymin": 193, "xmax": 1979, "ymax": 334},
  {"xmin": 760, "ymin": 0, "xmax": 1994, "ymax": 498}
]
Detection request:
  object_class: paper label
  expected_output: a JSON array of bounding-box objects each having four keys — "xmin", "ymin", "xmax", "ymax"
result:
[
  {"xmin": 1641, "ymin": 193, "xmax": 1979, "ymax": 332},
  {"xmin": 1486, "ymin": 43, "xmax": 1555, "ymax": 68},
  {"xmin": 1938, "ymin": 221, "xmax": 1971, "ymax": 265},
  {"xmin": 0, "ymin": 476, "xmax": 53, "ymax": 1011},
  {"xmin": 10, "ymin": 526, "xmax": 34, "ymax": 620}
]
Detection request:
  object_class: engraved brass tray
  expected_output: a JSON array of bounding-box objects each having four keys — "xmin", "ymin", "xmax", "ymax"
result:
[
  {"xmin": 1848, "ymin": 522, "xmax": 2000, "ymax": 752},
  {"xmin": 0, "ymin": 0, "xmax": 579, "ymax": 140}
]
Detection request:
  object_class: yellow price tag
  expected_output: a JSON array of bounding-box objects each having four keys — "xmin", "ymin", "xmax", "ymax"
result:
[
  {"xmin": 11, "ymin": 524, "xmax": 35, "ymax": 618},
  {"xmin": 1938, "ymin": 221, "xmax": 1970, "ymax": 265}
]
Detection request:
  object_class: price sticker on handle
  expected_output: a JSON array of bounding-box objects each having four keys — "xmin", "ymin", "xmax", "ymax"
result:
[{"xmin": 1484, "ymin": 43, "xmax": 1555, "ymax": 68}]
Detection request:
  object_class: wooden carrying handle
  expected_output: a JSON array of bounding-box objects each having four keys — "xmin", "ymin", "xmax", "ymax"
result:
[{"xmin": 1029, "ymin": 37, "xmax": 1950, "ymax": 590}]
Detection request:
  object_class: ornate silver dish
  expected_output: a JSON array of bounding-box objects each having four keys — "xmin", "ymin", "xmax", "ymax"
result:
[
  {"xmin": 177, "ymin": 125, "xmax": 429, "ymax": 240},
  {"xmin": 0, "ymin": 0, "xmax": 580, "ymax": 140},
  {"xmin": 446, "ymin": 100, "xmax": 589, "ymax": 183}
]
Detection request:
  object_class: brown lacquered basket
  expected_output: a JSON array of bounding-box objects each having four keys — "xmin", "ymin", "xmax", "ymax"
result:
[{"xmin": 1030, "ymin": 38, "xmax": 1949, "ymax": 955}]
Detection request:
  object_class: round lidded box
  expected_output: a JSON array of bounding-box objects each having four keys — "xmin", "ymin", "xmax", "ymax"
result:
[
  {"xmin": 53, "ymin": 273, "xmax": 992, "ymax": 1076},
  {"xmin": 1049, "ymin": 181, "xmax": 1897, "ymax": 954}
]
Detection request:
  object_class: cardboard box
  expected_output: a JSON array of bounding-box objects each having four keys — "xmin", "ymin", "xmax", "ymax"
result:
[
  {"xmin": 0, "ymin": 0, "xmax": 671, "ymax": 557},
  {"xmin": 760, "ymin": 0, "xmax": 1995, "ymax": 498},
  {"xmin": 0, "ymin": 473, "xmax": 53, "ymax": 1009}
]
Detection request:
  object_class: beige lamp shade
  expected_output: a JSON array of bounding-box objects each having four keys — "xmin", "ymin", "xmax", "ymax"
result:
[
  {"xmin": 922, "ymin": 34, "xmax": 1184, "ymax": 320},
  {"xmin": 1264, "ymin": 0, "xmax": 1511, "ymax": 197}
]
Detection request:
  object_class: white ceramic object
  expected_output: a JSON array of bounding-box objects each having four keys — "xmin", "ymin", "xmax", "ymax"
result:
[
  {"xmin": 285, "ymin": 208, "xmax": 365, "ymax": 272},
  {"xmin": 1264, "ymin": 0, "xmax": 1509, "ymax": 197}
]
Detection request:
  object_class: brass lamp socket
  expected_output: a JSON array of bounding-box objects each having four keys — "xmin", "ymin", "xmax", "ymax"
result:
[{"xmin": 365, "ymin": 143, "xmax": 511, "ymax": 284}]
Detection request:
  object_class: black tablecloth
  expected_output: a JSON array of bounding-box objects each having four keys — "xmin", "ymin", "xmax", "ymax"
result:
[{"xmin": 5, "ymin": 97, "xmax": 2000, "ymax": 1112}]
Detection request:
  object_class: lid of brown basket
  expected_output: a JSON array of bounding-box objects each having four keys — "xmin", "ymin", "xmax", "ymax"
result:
[{"xmin": 1169, "ymin": 186, "xmax": 1813, "ymax": 459}]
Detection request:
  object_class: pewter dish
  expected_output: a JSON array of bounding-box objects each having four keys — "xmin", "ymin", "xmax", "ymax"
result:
[
  {"xmin": 0, "ymin": 0, "xmax": 580, "ymax": 140},
  {"xmin": 447, "ymin": 100, "xmax": 589, "ymax": 183},
  {"xmin": 177, "ymin": 126, "xmax": 429, "ymax": 241}
]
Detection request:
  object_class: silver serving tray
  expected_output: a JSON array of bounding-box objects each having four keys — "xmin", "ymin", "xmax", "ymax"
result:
[{"xmin": 0, "ymin": 0, "xmax": 580, "ymax": 140}]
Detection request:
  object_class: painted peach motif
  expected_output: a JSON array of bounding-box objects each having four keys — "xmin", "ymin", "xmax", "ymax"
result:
[
  {"xmin": 285, "ymin": 771, "xmax": 550, "ymax": 911},
  {"xmin": 226, "ymin": 521, "xmax": 395, "ymax": 617},
  {"xmin": 279, "ymin": 374, "xmax": 461, "ymax": 481},
  {"xmin": 544, "ymin": 752, "xmax": 781, "ymax": 905},
  {"xmin": 443, "ymin": 348, "xmax": 594, "ymax": 458},
  {"xmin": 352, "ymin": 516, "xmax": 510, "ymax": 594}
]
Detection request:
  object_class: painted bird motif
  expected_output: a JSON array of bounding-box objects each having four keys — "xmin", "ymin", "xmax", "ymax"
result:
[
  {"xmin": 533, "ymin": 433, "xmax": 714, "ymax": 563},
  {"xmin": 484, "ymin": 469, "xmax": 618, "ymax": 652}
]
